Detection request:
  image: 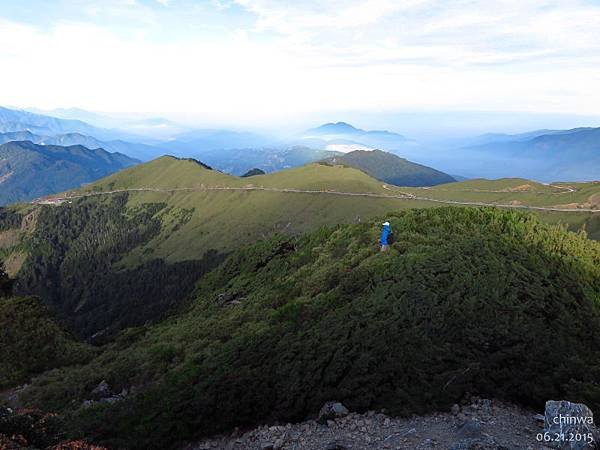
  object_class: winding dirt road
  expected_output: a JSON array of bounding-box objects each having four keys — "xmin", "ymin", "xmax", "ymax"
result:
[{"xmin": 33, "ymin": 185, "xmax": 600, "ymax": 213}]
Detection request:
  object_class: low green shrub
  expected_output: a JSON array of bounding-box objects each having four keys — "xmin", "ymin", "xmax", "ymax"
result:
[{"xmin": 20, "ymin": 207, "xmax": 600, "ymax": 449}]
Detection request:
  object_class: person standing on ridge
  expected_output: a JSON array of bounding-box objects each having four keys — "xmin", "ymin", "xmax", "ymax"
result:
[{"xmin": 380, "ymin": 221, "xmax": 393, "ymax": 252}]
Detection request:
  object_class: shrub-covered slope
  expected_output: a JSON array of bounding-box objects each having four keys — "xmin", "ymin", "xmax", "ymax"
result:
[
  {"xmin": 22, "ymin": 207, "xmax": 600, "ymax": 449},
  {"xmin": 0, "ymin": 296, "xmax": 94, "ymax": 389},
  {"xmin": 11, "ymin": 193, "xmax": 224, "ymax": 340}
]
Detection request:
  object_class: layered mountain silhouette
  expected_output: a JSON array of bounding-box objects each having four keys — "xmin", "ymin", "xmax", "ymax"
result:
[
  {"xmin": 458, "ymin": 127, "xmax": 600, "ymax": 181},
  {"xmin": 0, "ymin": 141, "xmax": 138, "ymax": 204},
  {"xmin": 301, "ymin": 122, "xmax": 413, "ymax": 154},
  {"xmin": 0, "ymin": 106, "xmax": 134, "ymax": 141},
  {"xmin": 0, "ymin": 130, "xmax": 161, "ymax": 161},
  {"xmin": 189, "ymin": 145, "xmax": 339, "ymax": 175},
  {"xmin": 164, "ymin": 129, "xmax": 276, "ymax": 154}
]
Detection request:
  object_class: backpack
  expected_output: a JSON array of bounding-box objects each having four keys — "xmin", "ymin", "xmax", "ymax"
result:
[{"xmin": 387, "ymin": 232, "xmax": 395, "ymax": 245}]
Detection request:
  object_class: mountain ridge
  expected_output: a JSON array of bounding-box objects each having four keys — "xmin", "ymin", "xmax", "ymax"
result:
[
  {"xmin": 0, "ymin": 140, "xmax": 138, "ymax": 204},
  {"xmin": 0, "ymin": 130, "xmax": 162, "ymax": 161},
  {"xmin": 322, "ymin": 149, "xmax": 456, "ymax": 187}
]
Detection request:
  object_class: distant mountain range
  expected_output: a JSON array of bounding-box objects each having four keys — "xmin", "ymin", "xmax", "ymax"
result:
[
  {"xmin": 0, "ymin": 141, "xmax": 138, "ymax": 205},
  {"xmin": 0, "ymin": 106, "xmax": 169, "ymax": 161},
  {"xmin": 3, "ymin": 106, "xmax": 598, "ymax": 182},
  {"xmin": 300, "ymin": 122, "xmax": 414, "ymax": 154},
  {"xmin": 462, "ymin": 127, "xmax": 600, "ymax": 181},
  {"xmin": 0, "ymin": 131, "xmax": 161, "ymax": 161},
  {"xmin": 165, "ymin": 129, "xmax": 277, "ymax": 154},
  {"xmin": 0, "ymin": 106, "xmax": 139, "ymax": 142},
  {"xmin": 189, "ymin": 146, "xmax": 339, "ymax": 176},
  {"xmin": 0, "ymin": 107, "xmax": 104, "ymax": 136},
  {"xmin": 322, "ymin": 149, "xmax": 455, "ymax": 187}
]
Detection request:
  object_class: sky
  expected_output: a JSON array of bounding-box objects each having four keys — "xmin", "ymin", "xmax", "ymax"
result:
[{"xmin": 1, "ymin": 0, "xmax": 600, "ymax": 131}]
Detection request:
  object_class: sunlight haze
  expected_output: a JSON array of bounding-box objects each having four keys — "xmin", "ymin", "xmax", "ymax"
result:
[{"xmin": 1, "ymin": 0, "xmax": 600, "ymax": 130}]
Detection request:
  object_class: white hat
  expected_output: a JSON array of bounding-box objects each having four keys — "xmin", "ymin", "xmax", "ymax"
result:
[{"xmin": 383, "ymin": 221, "xmax": 390, "ymax": 226}]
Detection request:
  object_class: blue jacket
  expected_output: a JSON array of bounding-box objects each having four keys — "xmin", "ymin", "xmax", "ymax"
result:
[{"xmin": 380, "ymin": 224, "xmax": 392, "ymax": 245}]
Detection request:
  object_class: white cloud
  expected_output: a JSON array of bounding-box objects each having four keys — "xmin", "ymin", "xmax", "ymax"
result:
[{"xmin": 0, "ymin": 0, "xmax": 600, "ymax": 126}]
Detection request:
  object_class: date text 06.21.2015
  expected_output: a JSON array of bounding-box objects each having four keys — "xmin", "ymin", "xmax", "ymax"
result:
[{"xmin": 536, "ymin": 432, "xmax": 594, "ymax": 444}]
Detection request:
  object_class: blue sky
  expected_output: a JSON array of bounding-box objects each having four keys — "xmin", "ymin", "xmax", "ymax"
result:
[{"xmin": 1, "ymin": 0, "xmax": 600, "ymax": 129}]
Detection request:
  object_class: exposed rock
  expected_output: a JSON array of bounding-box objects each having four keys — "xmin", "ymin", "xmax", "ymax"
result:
[
  {"xmin": 83, "ymin": 382, "xmax": 128, "ymax": 407},
  {"xmin": 544, "ymin": 400, "xmax": 599, "ymax": 449},
  {"xmin": 187, "ymin": 398, "xmax": 548, "ymax": 450},
  {"xmin": 456, "ymin": 418, "xmax": 483, "ymax": 439},
  {"xmin": 452, "ymin": 404, "xmax": 461, "ymax": 416},
  {"xmin": 317, "ymin": 401, "xmax": 349, "ymax": 424},
  {"xmin": 91, "ymin": 380, "xmax": 110, "ymax": 398},
  {"xmin": 449, "ymin": 437, "xmax": 508, "ymax": 450}
]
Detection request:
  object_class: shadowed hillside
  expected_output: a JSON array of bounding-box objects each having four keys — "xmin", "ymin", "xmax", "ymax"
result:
[
  {"xmin": 0, "ymin": 141, "xmax": 138, "ymax": 205},
  {"xmin": 322, "ymin": 149, "xmax": 456, "ymax": 186},
  {"xmin": 0, "ymin": 296, "xmax": 95, "ymax": 388}
]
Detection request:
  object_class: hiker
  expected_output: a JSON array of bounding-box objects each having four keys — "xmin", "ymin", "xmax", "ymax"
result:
[{"xmin": 380, "ymin": 221, "xmax": 393, "ymax": 252}]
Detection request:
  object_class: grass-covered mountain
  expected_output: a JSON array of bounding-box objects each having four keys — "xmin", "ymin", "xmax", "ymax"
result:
[
  {"xmin": 0, "ymin": 141, "xmax": 139, "ymax": 205},
  {"xmin": 2, "ymin": 156, "xmax": 598, "ymax": 341},
  {"xmin": 322, "ymin": 149, "xmax": 456, "ymax": 186},
  {"xmin": 13, "ymin": 207, "xmax": 600, "ymax": 450},
  {"xmin": 0, "ymin": 157, "xmax": 417, "ymax": 339}
]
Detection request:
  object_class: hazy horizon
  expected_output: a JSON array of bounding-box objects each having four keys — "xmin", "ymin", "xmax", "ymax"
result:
[
  {"xmin": 2, "ymin": 0, "xmax": 600, "ymax": 134},
  {"xmin": 16, "ymin": 105, "xmax": 600, "ymax": 141}
]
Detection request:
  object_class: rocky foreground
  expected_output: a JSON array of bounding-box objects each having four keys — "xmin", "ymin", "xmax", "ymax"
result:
[
  {"xmin": 186, "ymin": 398, "xmax": 557, "ymax": 450},
  {"xmin": 1, "ymin": 397, "xmax": 597, "ymax": 449}
]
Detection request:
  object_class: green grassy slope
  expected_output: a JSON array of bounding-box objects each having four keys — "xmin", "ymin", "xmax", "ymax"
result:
[
  {"xmin": 2, "ymin": 157, "xmax": 598, "ymax": 339},
  {"xmin": 400, "ymin": 179, "xmax": 600, "ymax": 207},
  {"xmin": 430, "ymin": 178, "xmax": 554, "ymax": 192},
  {"xmin": 395, "ymin": 179, "xmax": 600, "ymax": 238},
  {"xmin": 75, "ymin": 157, "xmax": 432, "ymax": 264},
  {"xmin": 85, "ymin": 156, "xmax": 391, "ymax": 193},
  {"xmin": 0, "ymin": 158, "xmax": 433, "ymax": 338},
  {"xmin": 20, "ymin": 208, "xmax": 600, "ymax": 450},
  {"xmin": 84, "ymin": 156, "xmax": 231, "ymax": 190}
]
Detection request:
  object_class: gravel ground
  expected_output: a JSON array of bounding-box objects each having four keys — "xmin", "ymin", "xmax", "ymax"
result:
[{"xmin": 185, "ymin": 398, "xmax": 555, "ymax": 450}]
